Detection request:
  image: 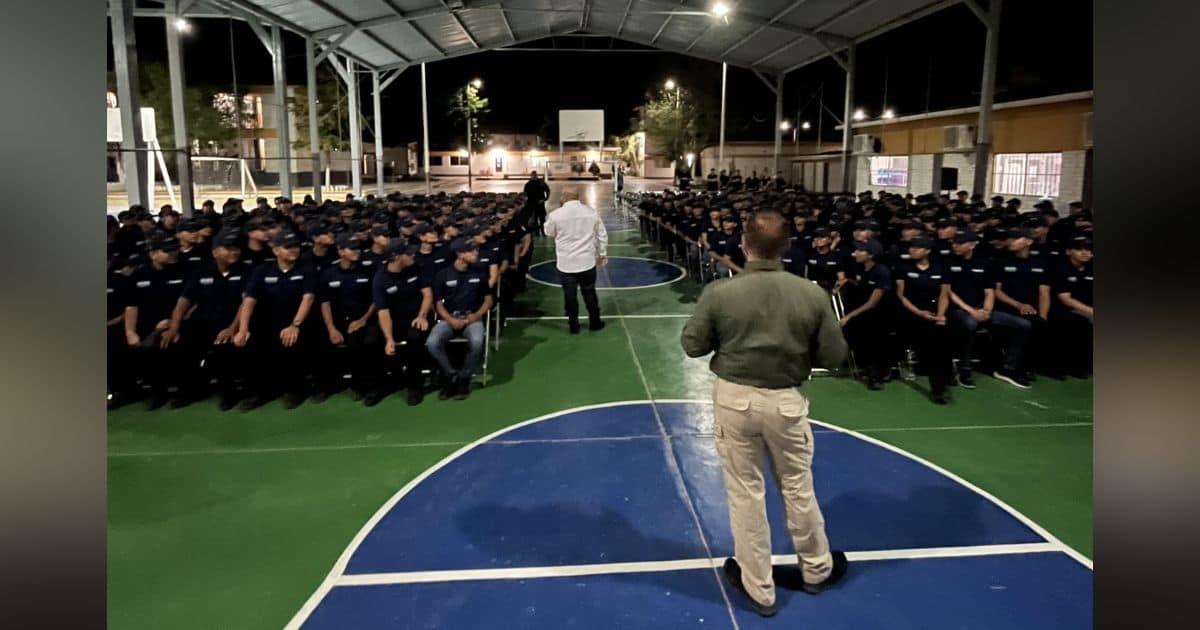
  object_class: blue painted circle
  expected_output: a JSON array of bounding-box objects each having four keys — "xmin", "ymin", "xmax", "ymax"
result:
[
  {"xmin": 527, "ymin": 257, "xmax": 684, "ymax": 289},
  {"xmin": 299, "ymin": 402, "xmax": 1092, "ymax": 630}
]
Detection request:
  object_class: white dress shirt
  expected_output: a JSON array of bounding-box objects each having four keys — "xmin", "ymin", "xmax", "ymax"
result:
[{"xmin": 544, "ymin": 200, "xmax": 608, "ymax": 273}]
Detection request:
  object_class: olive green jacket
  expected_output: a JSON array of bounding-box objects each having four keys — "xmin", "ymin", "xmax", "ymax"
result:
[{"xmin": 681, "ymin": 259, "xmax": 848, "ymax": 389}]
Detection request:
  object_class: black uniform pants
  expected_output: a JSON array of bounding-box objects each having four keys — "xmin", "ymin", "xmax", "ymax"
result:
[
  {"xmin": 127, "ymin": 327, "xmax": 185, "ymax": 395},
  {"xmin": 375, "ymin": 320, "xmax": 431, "ymax": 393},
  {"xmin": 559, "ymin": 267, "xmax": 601, "ymax": 326},
  {"xmin": 901, "ymin": 314, "xmax": 954, "ymax": 395},
  {"xmin": 179, "ymin": 320, "xmax": 245, "ymax": 397},
  {"xmin": 843, "ymin": 310, "xmax": 890, "ymax": 382},
  {"xmin": 1051, "ymin": 310, "xmax": 1093, "ymax": 376},
  {"xmin": 246, "ymin": 323, "xmax": 309, "ymax": 398},
  {"xmin": 108, "ymin": 323, "xmax": 134, "ymax": 397},
  {"xmin": 316, "ymin": 319, "xmax": 377, "ymax": 394},
  {"xmin": 531, "ymin": 204, "xmax": 547, "ymax": 235}
]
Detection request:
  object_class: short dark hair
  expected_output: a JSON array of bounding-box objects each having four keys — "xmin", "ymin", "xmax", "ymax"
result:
[{"xmin": 742, "ymin": 209, "xmax": 789, "ymax": 260}]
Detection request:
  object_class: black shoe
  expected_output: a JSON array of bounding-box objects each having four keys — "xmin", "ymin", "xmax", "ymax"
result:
[
  {"xmin": 310, "ymin": 389, "xmax": 332, "ymax": 404},
  {"xmin": 993, "ymin": 368, "xmax": 1032, "ymax": 389},
  {"xmin": 240, "ymin": 394, "xmax": 270, "ymax": 411},
  {"xmin": 438, "ymin": 377, "xmax": 456, "ymax": 400},
  {"xmin": 146, "ymin": 393, "xmax": 169, "ymax": 411},
  {"xmin": 345, "ymin": 388, "xmax": 364, "ymax": 402},
  {"xmin": 363, "ymin": 391, "xmax": 385, "ymax": 407},
  {"xmin": 931, "ymin": 390, "xmax": 950, "ymax": 405},
  {"xmin": 218, "ymin": 393, "xmax": 240, "ymax": 411},
  {"xmin": 801, "ymin": 551, "xmax": 848, "ymax": 595},
  {"xmin": 956, "ymin": 372, "xmax": 977, "ymax": 389},
  {"xmin": 568, "ymin": 322, "xmax": 581, "ymax": 335},
  {"xmin": 282, "ymin": 391, "xmax": 306, "ymax": 409},
  {"xmin": 866, "ymin": 377, "xmax": 883, "ymax": 391},
  {"xmin": 406, "ymin": 388, "xmax": 424, "ymax": 406},
  {"xmin": 588, "ymin": 320, "xmax": 606, "ymax": 331},
  {"xmin": 454, "ymin": 379, "xmax": 471, "ymax": 400},
  {"xmin": 721, "ymin": 558, "xmax": 777, "ymax": 617}
]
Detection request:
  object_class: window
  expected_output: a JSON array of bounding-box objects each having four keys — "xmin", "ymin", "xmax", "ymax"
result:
[
  {"xmin": 869, "ymin": 156, "xmax": 908, "ymax": 187},
  {"xmin": 992, "ymin": 152, "xmax": 1062, "ymax": 197},
  {"xmin": 449, "ymin": 155, "xmax": 467, "ymax": 166},
  {"xmin": 429, "ymin": 155, "xmax": 443, "ymax": 166}
]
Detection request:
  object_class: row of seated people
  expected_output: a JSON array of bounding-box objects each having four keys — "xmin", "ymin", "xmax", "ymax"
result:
[
  {"xmin": 107, "ymin": 191, "xmax": 537, "ymax": 411},
  {"xmin": 630, "ymin": 188, "xmax": 1094, "ymax": 404}
]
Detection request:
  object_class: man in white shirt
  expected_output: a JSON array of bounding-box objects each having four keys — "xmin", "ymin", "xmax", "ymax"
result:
[{"xmin": 544, "ymin": 187, "xmax": 608, "ymax": 334}]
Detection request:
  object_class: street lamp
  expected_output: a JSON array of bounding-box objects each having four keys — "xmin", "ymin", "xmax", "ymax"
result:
[
  {"xmin": 685, "ymin": 152, "xmax": 696, "ymax": 178},
  {"xmin": 881, "ymin": 108, "xmax": 896, "ymax": 120},
  {"xmin": 465, "ymin": 78, "xmax": 483, "ymax": 191},
  {"xmin": 779, "ymin": 120, "xmax": 792, "ymax": 131},
  {"xmin": 711, "ymin": 2, "xmax": 731, "ymax": 18},
  {"xmin": 174, "ymin": 18, "xmax": 191, "ymax": 33},
  {"xmin": 852, "ymin": 108, "xmax": 867, "ymax": 121},
  {"xmin": 801, "ymin": 121, "xmax": 811, "ymax": 130}
]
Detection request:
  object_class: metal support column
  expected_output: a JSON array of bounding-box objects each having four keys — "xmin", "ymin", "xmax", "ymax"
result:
[
  {"xmin": 971, "ymin": 0, "xmax": 1002, "ymax": 196},
  {"xmin": 305, "ymin": 36, "xmax": 322, "ymax": 203},
  {"xmin": 773, "ymin": 74, "xmax": 784, "ymax": 177},
  {"xmin": 421, "ymin": 63, "xmax": 431, "ymax": 195},
  {"xmin": 372, "ymin": 70, "xmax": 385, "ymax": 197},
  {"xmin": 109, "ymin": 0, "xmax": 148, "ymax": 208},
  {"xmin": 840, "ymin": 45, "xmax": 856, "ymax": 193},
  {"xmin": 270, "ymin": 25, "xmax": 292, "ymax": 199},
  {"xmin": 718, "ymin": 62, "xmax": 727, "ymax": 172},
  {"xmin": 346, "ymin": 57, "xmax": 363, "ymax": 197},
  {"xmin": 164, "ymin": 0, "xmax": 194, "ymax": 214}
]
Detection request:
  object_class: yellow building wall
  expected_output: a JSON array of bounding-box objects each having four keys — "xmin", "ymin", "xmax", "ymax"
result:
[{"xmin": 872, "ymin": 99, "xmax": 1092, "ymax": 155}]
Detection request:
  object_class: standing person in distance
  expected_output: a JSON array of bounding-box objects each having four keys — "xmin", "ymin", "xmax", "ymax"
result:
[
  {"xmin": 681, "ymin": 209, "xmax": 849, "ymax": 618},
  {"xmin": 544, "ymin": 187, "xmax": 608, "ymax": 334},
  {"xmin": 523, "ymin": 170, "xmax": 551, "ymax": 236},
  {"xmin": 895, "ymin": 235, "xmax": 955, "ymax": 404}
]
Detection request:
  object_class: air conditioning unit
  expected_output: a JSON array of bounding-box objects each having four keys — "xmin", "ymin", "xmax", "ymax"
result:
[
  {"xmin": 1082, "ymin": 112, "xmax": 1093, "ymax": 147},
  {"xmin": 943, "ymin": 125, "xmax": 976, "ymax": 151},
  {"xmin": 852, "ymin": 134, "xmax": 878, "ymax": 155}
]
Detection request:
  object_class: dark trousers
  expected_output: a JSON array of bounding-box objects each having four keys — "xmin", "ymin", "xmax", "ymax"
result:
[
  {"xmin": 901, "ymin": 314, "xmax": 954, "ymax": 395},
  {"xmin": 1051, "ymin": 310, "xmax": 1093, "ymax": 376},
  {"xmin": 376, "ymin": 322, "xmax": 431, "ymax": 392},
  {"xmin": 559, "ymin": 267, "xmax": 601, "ymax": 326},
  {"xmin": 108, "ymin": 324, "xmax": 134, "ymax": 397},
  {"xmin": 843, "ymin": 310, "xmax": 889, "ymax": 382},
  {"xmin": 531, "ymin": 204, "xmax": 547, "ymax": 235},
  {"xmin": 126, "ymin": 327, "xmax": 185, "ymax": 396},
  {"xmin": 179, "ymin": 320, "xmax": 244, "ymax": 398},
  {"xmin": 246, "ymin": 323, "xmax": 309, "ymax": 398},
  {"xmin": 315, "ymin": 320, "xmax": 376, "ymax": 394}
]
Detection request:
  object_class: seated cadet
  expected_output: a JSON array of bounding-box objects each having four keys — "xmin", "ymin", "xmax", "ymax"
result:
[
  {"xmin": 241, "ymin": 216, "xmax": 277, "ymax": 269},
  {"xmin": 839, "ymin": 239, "xmax": 892, "ymax": 390},
  {"xmin": 107, "ymin": 263, "xmax": 134, "ymax": 409},
  {"xmin": 993, "ymin": 227, "xmax": 1054, "ymax": 378},
  {"xmin": 175, "ymin": 218, "xmax": 211, "ymax": 271},
  {"xmin": 414, "ymin": 224, "xmax": 452, "ymax": 284},
  {"xmin": 372, "ymin": 239, "xmax": 435, "ymax": 407},
  {"xmin": 123, "ymin": 232, "xmax": 187, "ymax": 409},
  {"xmin": 895, "ymin": 235, "xmax": 954, "ymax": 404},
  {"xmin": 804, "ymin": 227, "xmax": 845, "ymax": 291},
  {"xmin": 426, "ymin": 237, "xmax": 494, "ymax": 401},
  {"xmin": 944, "ymin": 230, "xmax": 1032, "ymax": 389},
  {"xmin": 471, "ymin": 226, "xmax": 503, "ymax": 288},
  {"xmin": 162, "ymin": 228, "xmax": 248, "ymax": 410},
  {"xmin": 709, "ymin": 214, "xmax": 745, "ymax": 277},
  {"xmin": 1051, "ymin": 236, "xmax": 1093, "ymax": 378},
  {"xmin": 301, "ymin": 222, "xmax": 338, "ymax": 273},
  {"xmin": 359, "ymin": 225, "xmax": 391, "ymax": 273},
  {"xmin": 234, "ymin": 230, "xmax": 318, "ymax": 409},
  {"xmin": 933, "ymin": 219, "xmax": 958, "ymax": 261},
  {"xmin": 315, "ymin": 233, "xmax": 377, "ymax": 402}
]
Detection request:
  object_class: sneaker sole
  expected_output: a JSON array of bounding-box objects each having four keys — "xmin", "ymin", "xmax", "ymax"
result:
[{"xmin": 993, "ymin": 372, "xmax": 1032, "ymax": 389}]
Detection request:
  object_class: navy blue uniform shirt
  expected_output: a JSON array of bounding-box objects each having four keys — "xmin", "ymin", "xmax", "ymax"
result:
[
  {"xmin": 1053, "ymin": 260, "xmax": 1093, "ymax": 307},
  {"xmin": 804, "ymin": 248, "xmax": 843, "ymax": 287},
  {"xmin": 994, "ymin": 254, "xmax": 1050, "ymax": 311},
  {"xmin": 433, "ymin": 265, "xmax": 490, "ymax": 314},
  {"xmin": 319, "ymin": 263, "xmax": 374, "ymax": 324},
  {"xmin": 846, "ymin": 262, "xmax": 892, "ymax": 309},
  {"xmin": 124, "ymin": 263, "xmax": 187, "ymax": 335},
  {"xmin": 181, "ymin": 261, "xmax": 248, "ymax": 327},
  {"xmin": 945, "ymin": 254, "xmax": 993, "ymax": 309},
  {"xmin": 244, "ymin": 262, "xmax": 318, "ymax": 327},
  {"xmin": 372, "ymin": 264, "xmax": 427, "ymax": 323},
  {"xmin": 898, "ymin": 260, "xmax": 947, "ymax": 312}
]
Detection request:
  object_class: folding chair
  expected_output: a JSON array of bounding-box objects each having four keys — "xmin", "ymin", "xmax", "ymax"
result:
[
  {"xmin": 443, "ymin": 308, "xmax": 492, "ymax": 386},
  {"xmin": 830, "ymin": 289, "xmax": 859, "ymax": 378}
]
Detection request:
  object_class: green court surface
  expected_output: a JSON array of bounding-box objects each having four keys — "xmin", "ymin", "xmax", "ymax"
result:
[{"xmin": 107, "ymin": 184, "xmax": 1092, "ymax": 629}]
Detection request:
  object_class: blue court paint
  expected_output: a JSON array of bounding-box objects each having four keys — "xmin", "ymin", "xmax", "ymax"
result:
[
  {"xmin": 527, "ymin": 257, "xmax": 684, "ymax": 289},
  {"xmin": 344, "ymin": 437, "xmax": 708, "ymax": 574},
  {"xmin": 300, "ymin": 402, "xmax": 1091, "ymax": 629}
]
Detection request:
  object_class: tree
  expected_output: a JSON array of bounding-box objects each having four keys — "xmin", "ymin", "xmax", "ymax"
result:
[
  {"xmin": 631, "ymin": 83, "xmax": 716, "ymax": 169},
  {"xmin": 288, "ymin": 66, "xmax": 351, "ymax": 155},
  {"xmin": 107, "ymin": 62, "xmax": 237, "ymax": 149},
  {"xmin": 611, "ymin": 133, "xmax": 643, "ymax": 176},
  {"xmin": 447, "ymin": 83, "xmax": 490, "ymax": 149}
]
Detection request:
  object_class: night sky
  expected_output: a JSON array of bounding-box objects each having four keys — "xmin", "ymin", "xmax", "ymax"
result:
[{"xmin": 110, "ymin": 0, "xmax": 1091, "ymax": 150}]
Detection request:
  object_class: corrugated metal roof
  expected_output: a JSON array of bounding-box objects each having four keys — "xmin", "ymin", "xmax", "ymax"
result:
[{"xmin": 180, "ymin": 0, "xmax": 956, "ymax": 74}]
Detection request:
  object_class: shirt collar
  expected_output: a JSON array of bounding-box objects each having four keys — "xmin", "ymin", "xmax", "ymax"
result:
[{"xmin": 744, "ymin": 259, "xmax": 783, "ymax": 273}]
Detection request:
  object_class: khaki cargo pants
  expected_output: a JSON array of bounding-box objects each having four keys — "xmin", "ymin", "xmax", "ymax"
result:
[{"xmin": 712, "ymin": 376, "xmax": 833, "ymax": 607}]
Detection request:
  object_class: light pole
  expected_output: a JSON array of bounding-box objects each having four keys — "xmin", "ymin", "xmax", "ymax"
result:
[{"xmin": 466, "ymin": 78, "xmax": 482, "ymax": 192}]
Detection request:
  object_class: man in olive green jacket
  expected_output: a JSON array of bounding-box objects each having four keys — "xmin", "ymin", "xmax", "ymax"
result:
[{"xmin": 681, "ymin": 208, "xmax": 849, "ymax": 617}]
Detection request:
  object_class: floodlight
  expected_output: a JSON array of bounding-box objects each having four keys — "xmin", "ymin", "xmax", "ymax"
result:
[
  {"xmin": 664, "ymin": 79, "xmax": 676, "ymax": 90},
  {"xmin": 780, "ymin": 120, "xmax": 792, "ymax": 131},
  {"xmin": 712, "ymin": 2, "xmax": 731, "ymax": 18},
  {"xmin": 685, "ymin": 152, "xmax": 696, "ymax": 164},
  {"xmin": 174, "ymin": 18, "xmax": 191, "ymax": 33},
  {"xmin": 881, "ymin": 108, "xmax": 896, "ymax": 120},
  {"xmin": 470, "ymin": 78, "xmax": 483, "ymax": 89},
  {"xmin": 852, "ymin": 108, "xmax": 867, "ymax": 121},
  {"xmin": 801, "ymin": 121, "xmax": 811, "ymax": 130}
]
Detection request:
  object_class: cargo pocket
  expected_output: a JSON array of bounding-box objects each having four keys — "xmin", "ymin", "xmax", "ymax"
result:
[{"xmin": 778, "ymin": 400, "xmax": 808, "ymax": 420}]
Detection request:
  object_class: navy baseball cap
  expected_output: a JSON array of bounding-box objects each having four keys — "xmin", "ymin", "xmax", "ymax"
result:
[
  {"xmin": 953, "ymin": 230, "xmax": 980, "ymax": 244},
  {"xmin": 271, "ymin": 230, "xmax": 302, "ymax": 248},
  {"xmin": 336, "ymin": 233, "xmax": 362, "ymax": 250},
  {"xmin": 211, "ymin": 228, "xmax": 242, "ymax": 249},
  {"xmin": 450, "ymin": 237, "xmax": 478, "ymax": 254},
  {"xmin": 909, "ymin": 235, "xmax": 935, "ymax": 250},
  {"xmin": 177, "ymin": 218, "xmax": 204, "ymax": 233},
  {"xmin": 812, "ymin": 227, "xmax": 831, "ymax": 238},
  {"xmin": 854, "ymin": 239, "xmax": 884, "ymax": 257},
  {"xmin": 383, "ymin": 239, "xmax": 419, "ymax": 259},
  {"xmin": 307, "ymin": 222, "xmax": 334, "ymax": 239},
  {"xmin": 1066, "ymin": 236, "xmax": 1093, "ymax": 250},
  {"xmin": 148, "ymin": 232, "xmax": 180, "ymax": 252},
  {"xmin": 370, "ymin": 225, "xmax": 392, "ymax": 238},
  {"xmin": 853, "ymin": 219, "xmax": 879, "ymax": 231},
  {"xmin": 1006, "ymin": 227, "xmax": 1034, "ymax": 240}
]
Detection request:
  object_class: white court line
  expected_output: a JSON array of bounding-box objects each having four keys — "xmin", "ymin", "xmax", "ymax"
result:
[
  {"xmin": 525, "ymin": 256, "xmax": 686, "ymax": 291},
  {"xmin": 607, "ymin": 271, "xmax": 741, "ymax": 630},
  {"xmin": 284, "ymin": 400, "xmax": 1093, "ymax": 629},
  {"xmin": 109, "ymin": 423, "xmax": 1092, "ymax": 458},
  {"xmin": 333, "ymin": 542, "xmax": 1062, "ymax": 587}
]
